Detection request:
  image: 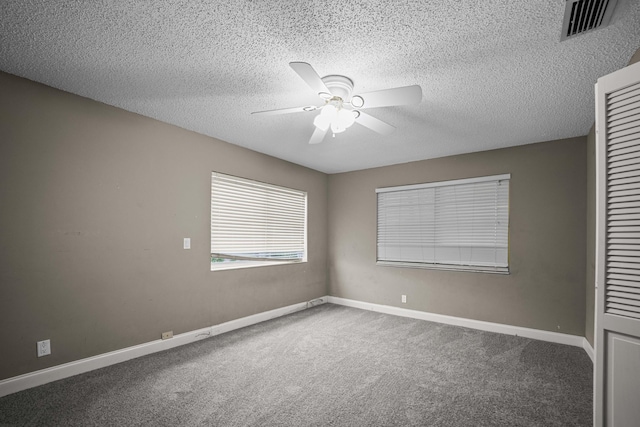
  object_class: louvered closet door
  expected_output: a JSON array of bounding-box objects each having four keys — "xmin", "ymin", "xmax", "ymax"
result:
[{"xmin": 595, "ymin": 60, "xmax": 640, "ymax": 427}]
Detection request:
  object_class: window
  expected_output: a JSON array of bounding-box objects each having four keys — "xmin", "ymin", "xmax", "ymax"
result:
[
  {"xmin": 376, "ymin": 174, "xmax": 510, "ymax": 273},
  {"xmin": 211, "ymin": 172, "xmax": 307, "ymax": 271}
]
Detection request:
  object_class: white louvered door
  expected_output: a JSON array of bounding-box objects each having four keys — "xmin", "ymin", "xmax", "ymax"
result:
[{"xmin": 595, "ymin": 60, "xmax": 640, "ymax": 427}]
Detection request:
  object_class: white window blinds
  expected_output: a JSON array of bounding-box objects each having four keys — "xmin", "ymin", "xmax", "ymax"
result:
[
  {"xmin": 376, "ymin": 174, "xmax": 510, "ymax": 273},
  {"xmin": 211, "ymin": 172, "xmax": 307, "ymax": 269}
]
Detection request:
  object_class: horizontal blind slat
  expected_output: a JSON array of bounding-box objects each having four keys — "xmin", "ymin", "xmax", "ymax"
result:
[
  {"xmin": 608, "ymin": 285, "xmax": 640, "ymax": 295},
  {"xmin": 608, "ymin": 97, "xmax": 640, "ymax": 117},
  {"xmin": 606, "ymin": 309, "xmax": 640, "ymax": 319},
  {"xmin": 607, "ymin": 278, "xmax": 640, "ymax": 288},
  {"xmin": 609, "ymin": 111, "xmax": 640, "ymax": 131},
  {"xmin": 609, "ymin": 291, "xmax": 640, "ymax": 301},
  {"xmin": 609, "ymin": 182, "xmax": 640, "ymax": 193},
  {"xmin": 608, "ymin": 133, "xmax": 640, "ymax": 147},
  {"xmin": 608, "ymin": 297, "xmax": 640, "ymax": 306},
  {"xmin": 606, "ymin": 302, "xmax": 640, "ymax": 313},
  {"xmin": 608, "ymin": 82, "xmax": 640, "ymax": 101},
  {"xmin": 607, "ymin": 92, "xmax": 640, "ymax": 111}
]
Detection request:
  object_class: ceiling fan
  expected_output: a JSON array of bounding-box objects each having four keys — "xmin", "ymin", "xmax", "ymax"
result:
[{"xmin": 252, "ymin": 62, "xmax": 423, "ymax": 144}]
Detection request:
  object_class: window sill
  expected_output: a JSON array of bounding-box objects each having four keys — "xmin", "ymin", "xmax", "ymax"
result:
[
  {"xmin": 211, "ymin": 260, "xmax": 306, "ymax": 271},
  {"xmin": 376, "ymin": 261, "xmax": 509, "ymax": 275}
]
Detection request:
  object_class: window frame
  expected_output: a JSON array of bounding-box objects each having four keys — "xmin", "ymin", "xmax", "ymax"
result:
[
  {"xmin": 376, "ymin": 174, "xmax": 510, "ymax": 274},
  {"xmin": 210, "ymin": 172, "xmax": 307, "ymax": 271}
]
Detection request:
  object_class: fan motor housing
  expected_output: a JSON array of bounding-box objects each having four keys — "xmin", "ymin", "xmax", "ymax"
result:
[{"xmin": 321, "ymin": 75, "xmax": 354, "ymax": 101}]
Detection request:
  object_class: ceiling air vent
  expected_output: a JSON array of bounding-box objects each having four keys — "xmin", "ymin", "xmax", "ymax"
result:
[{"xmin": 560, "ymin": 0, "xmax": 618, "ymax": 41}]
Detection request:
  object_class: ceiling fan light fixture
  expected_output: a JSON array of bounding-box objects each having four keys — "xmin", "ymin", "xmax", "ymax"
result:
[
  {"xmin": 330, "ymin": 122, "xmax": 347, "ymax": 134},
  {"xmin": 313, "ymin": 105, "xmax": 336, "ymax": 130},
  {"xmin": 315, "ymin": 104, "xmax": 356, "ymax": 135},
  {"xmin": 313, "ymin": 113, "xmax": 331, "ymax": 131},
  {"xmin": 335, "ymin": 108, "xmax": 356, "ymax": 129},
  {"xmin": 320, "ymin": 104, "xmax": 337, "ymax": 117}
]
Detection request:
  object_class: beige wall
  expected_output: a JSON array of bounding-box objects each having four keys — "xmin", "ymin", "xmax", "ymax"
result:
[
  {"xmin": 585, "ymin": 46, "xmax": 640, "ymax": 347},
  {"xmin": 328, "ymin": 138, "xmax": 587, "ymax": 336},
  {"xmin": 0, "ymin": 72, "xmax": 328, "ymax": 380},
  {"xmin": 2, "ymin": 51, "xmax": 614, "ymax": 381}
]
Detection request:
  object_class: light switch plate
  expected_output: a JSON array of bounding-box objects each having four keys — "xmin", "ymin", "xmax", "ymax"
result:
[{"xmin": 183, "ymin": 238, "xmax": 190, "ymax": 249}]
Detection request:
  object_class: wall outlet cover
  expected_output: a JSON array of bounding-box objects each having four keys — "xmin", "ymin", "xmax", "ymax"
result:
[
  {"xmin": 37, "ymin": 339, "xmax": 51, "ymax": 357},
  {"xmin": 161, "ymin": 331, "xmax": 173, "ymax": 340}
]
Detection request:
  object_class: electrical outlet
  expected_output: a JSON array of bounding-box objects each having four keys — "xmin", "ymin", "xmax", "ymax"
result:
[
  {"xmin": 401, "ymin": 295, "xmax": 407, "ymax": 304},
  {"xmin": 161, "ymin": 331, "xmax": 173, "ymax": 340},
  {"xmin": 37, "ymin": 339, "xmax": 51, "ymax": 357}
]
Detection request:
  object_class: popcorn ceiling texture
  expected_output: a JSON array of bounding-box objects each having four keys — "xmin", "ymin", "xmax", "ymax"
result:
[{"xmin": 1, "ymin": 0, "xmax": 639, "ymax": 173}]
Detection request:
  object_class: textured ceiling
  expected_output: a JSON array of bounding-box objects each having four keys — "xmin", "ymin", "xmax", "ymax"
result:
[{"xmin": 1, "ymin": 0, "xmax": 640, "ymax": 173}]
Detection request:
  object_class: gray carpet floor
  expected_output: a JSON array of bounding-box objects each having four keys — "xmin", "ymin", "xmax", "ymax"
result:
[{"xmin": 0, "ymin": 304, "xmax": 592, "ymax": 426}]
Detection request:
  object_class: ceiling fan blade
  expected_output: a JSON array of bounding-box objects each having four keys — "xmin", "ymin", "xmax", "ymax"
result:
[
  {"xmin": 355, "ymin": 85, "xmax": 422, "ymax": 109},
  {"xmin": 290, "ymin": 62, "xmax": 331, "ymax": 96},
  {"xmin": 355, "ymin": 111, "xmax": 396, "ymax": 135},
  {"xmin": 251, "ymin": 105, "xmax": 317, "ymax": 116},
  {"xmin": 309, "ymin": 126, "xmax": 328, "ymax": 144}
]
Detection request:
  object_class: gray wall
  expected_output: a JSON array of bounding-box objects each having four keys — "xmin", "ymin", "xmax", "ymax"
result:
[
  {"xmin": 328, "ymin": 138, "xmax": 587, "ymax": 336},
  {"xmin": 0, "ymin": 72, "xmax": 328, "ymax": 380},
  {"xmin": 0, "ymin": 60, "xmax": 605, "ymax": 382}
]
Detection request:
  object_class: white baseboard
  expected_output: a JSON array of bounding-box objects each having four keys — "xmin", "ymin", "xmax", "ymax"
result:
[
  {"xmin": 328, "ymin": 296, "xmax": 586, "ymax": 349},
  {"xmin": 582, "ymin": 338, "xmax": 595, "ymax": 363},
  {"xmin": 0, "ymin": 296, "xmax": 329, "ymax": 398}
]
